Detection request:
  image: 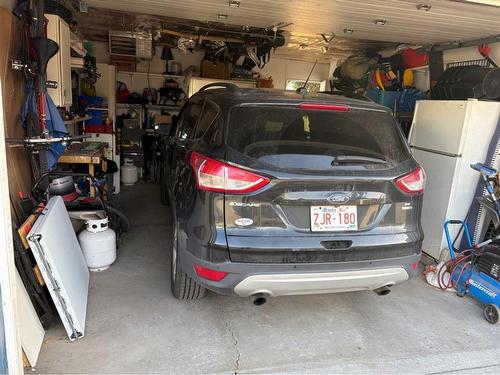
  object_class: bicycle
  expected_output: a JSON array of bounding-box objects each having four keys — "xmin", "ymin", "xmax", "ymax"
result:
[{"xmin": 13, "ymin": 0, "xmax": 64, "ymax": 182}]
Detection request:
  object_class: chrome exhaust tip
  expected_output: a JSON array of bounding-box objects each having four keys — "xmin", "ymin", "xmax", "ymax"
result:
[
  {"xmin": 253, "ymin": 294, "xmax": 268, "ymax": 306},
  {"xmin": 373, "ymin": 286, "xmax": 392, "ymax": 296}
]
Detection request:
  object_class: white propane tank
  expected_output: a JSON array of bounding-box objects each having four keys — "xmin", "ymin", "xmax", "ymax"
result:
[
  {"xmin": 78, "ymin": 216, "xmax": 116, "ymax": 271},
  {"xmin": 121, "ymin": 158, "xmax": 138, "ymax": 185}
]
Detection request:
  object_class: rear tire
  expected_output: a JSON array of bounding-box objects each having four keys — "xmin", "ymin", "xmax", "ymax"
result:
[
  {"xmin": 160, "ymin": 170, "xmax": 169, "ymax": 205},
  {"xmin": 160, "ymin": 155, "xmax": 170, "ymax": 206},
  {"xmin": 170, "ymin": 222, "xmax": 205, "ymax": 300}
]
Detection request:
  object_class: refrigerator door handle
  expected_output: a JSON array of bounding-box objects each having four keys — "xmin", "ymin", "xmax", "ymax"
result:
[{"xmin": 410, "ymin": 145, "xmax": 461, "ymax": 158}]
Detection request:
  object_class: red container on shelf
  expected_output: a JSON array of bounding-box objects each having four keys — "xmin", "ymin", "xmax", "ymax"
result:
[
  {"xmin": 402, "ymin": 49, "xmax": 429, "ymax": 68},
  {"xmin": 84, "ymin": 124, "xmax": 113, "ymax": 134}
]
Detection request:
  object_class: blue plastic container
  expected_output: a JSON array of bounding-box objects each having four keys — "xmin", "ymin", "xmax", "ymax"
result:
[
  {"xmin": 87, "ymin": 109, "xmax": 105, "ymax": 125},
  {"xmin": 79, "ymin": 96, "xmax": 105, "ymax": 125},
  {"xmin": 79, "ymin": 95, "xmax": 104, "ymax": 107},
  {"xmin": 365, "ymin": 88, "xmax": 401, "ymax": 110}
]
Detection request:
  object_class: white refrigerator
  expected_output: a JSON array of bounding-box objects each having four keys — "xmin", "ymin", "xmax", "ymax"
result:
[{"xmin": 409, "ymin": 99, "xmax": 500, "ymax": 259}]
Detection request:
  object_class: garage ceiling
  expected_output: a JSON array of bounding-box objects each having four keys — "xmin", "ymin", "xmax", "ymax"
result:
[
  {"xmin": 80, "ymin": 0, "xmax": 500, "ymax": 60},
  {"xmin": 85, "ymin": 0, "xmax": 500, "ymax": 43}
]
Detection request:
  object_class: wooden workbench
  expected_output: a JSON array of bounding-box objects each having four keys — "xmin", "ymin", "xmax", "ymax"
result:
[{"xmin": 58, "ymin": 142, "xmax": 108, "ymax": 197}]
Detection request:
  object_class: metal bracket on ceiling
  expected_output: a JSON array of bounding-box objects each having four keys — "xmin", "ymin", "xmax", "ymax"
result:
[{"xmin": 321, "ymin": 33, "xmax": 335, "ymax": 44}]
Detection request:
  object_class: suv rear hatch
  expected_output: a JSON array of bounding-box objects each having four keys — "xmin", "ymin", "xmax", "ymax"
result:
[{"xmin": 221, "ymin": 103, "xmax": 423, "ymax": 263}]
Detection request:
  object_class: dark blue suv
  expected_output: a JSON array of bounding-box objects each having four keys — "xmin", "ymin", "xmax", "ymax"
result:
[{"xmin": 162, "ymin": 83, "xmax": 424, "ymax": 303}]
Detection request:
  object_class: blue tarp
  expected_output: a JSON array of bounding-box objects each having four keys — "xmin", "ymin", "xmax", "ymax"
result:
[{"xmin": 21, "ymin": 85, "xmax": 68, "ymax": 169}]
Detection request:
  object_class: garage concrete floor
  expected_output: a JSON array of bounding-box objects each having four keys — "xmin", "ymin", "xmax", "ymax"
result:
[{"xmin": 36, "ymin": 183, "xmax": 499, "ymax": 374}]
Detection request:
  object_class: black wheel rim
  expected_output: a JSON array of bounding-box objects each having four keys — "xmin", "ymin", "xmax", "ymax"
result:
[{"xmin": 484, "ymin": 305, "xmax": 499, "ymax": 324}]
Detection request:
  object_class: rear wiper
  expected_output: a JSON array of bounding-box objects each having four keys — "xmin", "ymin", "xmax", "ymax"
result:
[{"xmin": 331, "ymin": 155, "xmax": 387, "ymax": 166}]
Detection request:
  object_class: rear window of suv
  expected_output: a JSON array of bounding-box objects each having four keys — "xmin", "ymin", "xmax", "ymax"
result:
[{"xmin": 226, "ymin": 105, "xmax": 410, "ymax": 170}]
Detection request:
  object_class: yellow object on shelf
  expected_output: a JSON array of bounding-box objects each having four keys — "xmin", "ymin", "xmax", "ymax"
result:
[
  {"xmin": 403, "ymin": 69, "xmax": 414, "ymax": 87},
  {"xmin": 375, "ymin": 69, "xmax": 385, "ymax": 91}
]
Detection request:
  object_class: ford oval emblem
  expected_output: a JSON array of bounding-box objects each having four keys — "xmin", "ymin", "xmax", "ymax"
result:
[{"xmin": 327, "ymin": 192, "xmax": 350, "ymax": 204}]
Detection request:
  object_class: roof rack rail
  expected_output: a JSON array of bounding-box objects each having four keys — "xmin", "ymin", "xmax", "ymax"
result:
[{"xmin": 199, "ymin": 82, "xmax": 239, "ymax": 92}]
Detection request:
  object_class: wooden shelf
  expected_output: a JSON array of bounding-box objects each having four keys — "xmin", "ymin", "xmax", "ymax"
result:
[
  {"xmin": 63, "ymin": 115, "xmax": 91, "ymax": 125},
  {"xmin": 116, "ymin": 103, "xmax": 143, "ymax": 107},
  {"xmin": 409, "ymin": 65, "xmax": 429, "ymax": 72},
  {"xmin": 145, "ymin": 104, "xmax": 181, "ymax": 110},
  {"xmin": 116, "ymin": 71, "xmax": 185, "ymax": 80},
  {"xmin": 116, "ymin": 103, "xmax": 182, "ymax": 110},
  {"xmin": 70, "ymin": 57, "xmax": 85, "ymax": 69}
]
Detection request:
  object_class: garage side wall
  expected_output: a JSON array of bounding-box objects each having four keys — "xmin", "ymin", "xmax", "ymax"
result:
[{"xmin": 0, "ymin": 7, "xmax": 32, "ymax": 222}]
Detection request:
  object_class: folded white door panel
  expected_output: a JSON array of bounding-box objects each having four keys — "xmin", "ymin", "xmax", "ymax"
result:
[{"xmin": 28, "ymin": 196, "xmax": 89, "ymax": 341}]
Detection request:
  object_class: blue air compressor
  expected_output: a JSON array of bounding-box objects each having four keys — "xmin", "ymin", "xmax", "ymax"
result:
[{"xmin": 440, "ymin": 163, "xmax": 500, "ymax": 324}]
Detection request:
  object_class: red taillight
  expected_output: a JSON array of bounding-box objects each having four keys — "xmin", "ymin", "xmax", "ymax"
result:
[
  {"xmin": 190, "ymin": 152, "xmax": 270, "ymax": 194},
  {"xmin": 395, "ymin": 166, "xmax": 426, "ymax": 195},
  {"xmin": 193, "ymin": 264, "xmax": 228, "ymax": 282},
  {"xmin": 298, "ymin": 103, "xmax": 351, "ymax": 111}
]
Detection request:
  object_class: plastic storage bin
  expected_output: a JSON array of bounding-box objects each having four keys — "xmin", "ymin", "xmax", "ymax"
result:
[
  {"xmin": 402, "ymin": 49, "xmax": 428, "ymax": 69},
  {"xmin": 365, "ymin": 88, "xmax": 401, "ymax": 110},
  {"xmin": 79, "ymin": 96, "xmax": 106, "ymax": 125},
  {"xmin": 87, "ymin": 109, "xmax": 106, "ymax": 125}
]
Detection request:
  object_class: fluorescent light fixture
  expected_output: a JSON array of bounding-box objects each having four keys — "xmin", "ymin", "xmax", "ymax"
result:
[
  {"xmin": 218, "ymin": 13, "xmax": 228, "ymax": 19},
  {"xmin": 343, "ymin": 28, "xmax": 354, "ymax": 34},
  {"xmin": 373, "ymin": 19, "xmax": 387, "ymax": 25},
  {"xmin": 228, "ymin": 0, "xmax": 241, "ymax": 6}
]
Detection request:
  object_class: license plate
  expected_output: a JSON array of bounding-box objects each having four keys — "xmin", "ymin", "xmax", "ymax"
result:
[{"xmin": 310, "ymin": 205, "xmax": 358, "ymax": 232}]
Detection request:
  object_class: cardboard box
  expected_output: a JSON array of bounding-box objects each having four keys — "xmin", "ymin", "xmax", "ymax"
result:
[
  {"xmin": 201, "ymin": 60, "xmax": 231, "ymax": 80},
  {"xmin": 154, "ymin": 114, "xmax": 172, "ymax": 125},
  {"xmin": 111, "ymin": 55, "xmax": 136, "ymax": 72}
]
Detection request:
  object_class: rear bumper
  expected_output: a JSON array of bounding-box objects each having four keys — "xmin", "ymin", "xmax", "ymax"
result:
[
  {"xmin": 233, "ymin": 267, "xmax": 409, "ymax": 297},
  {"xmin": 179, "ymin": 248, "xmax": 420, "ymax": 297}
]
